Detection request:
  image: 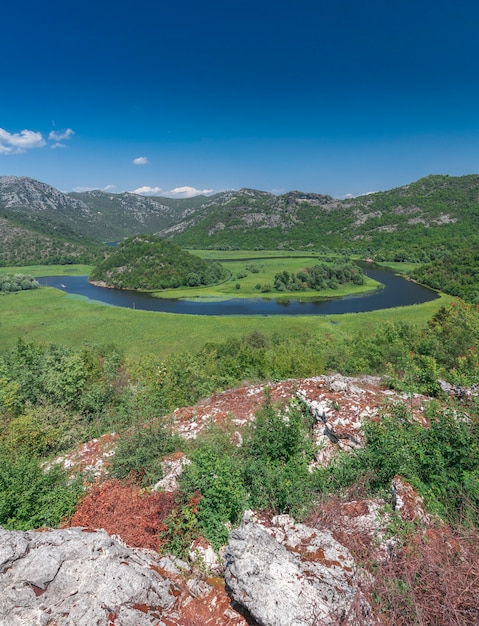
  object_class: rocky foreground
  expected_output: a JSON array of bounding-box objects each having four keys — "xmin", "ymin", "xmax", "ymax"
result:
[{"xmin": 1, "ymin": 375, "xmax": 477, "ymax": 625}]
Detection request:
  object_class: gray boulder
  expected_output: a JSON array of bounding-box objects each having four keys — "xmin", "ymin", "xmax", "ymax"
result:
[
  {"xmin": 0, "ymin": 526, "xmax": 179, "ymax": 626},
  {"xmin": 224, "ymin": 512, "xmax": 370, "ymax": 626}
]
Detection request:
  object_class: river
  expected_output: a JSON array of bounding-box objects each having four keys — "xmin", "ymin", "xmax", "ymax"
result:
[{"xmin": 37, "ymin": 265, "xmax": 438, "ymax": 316}]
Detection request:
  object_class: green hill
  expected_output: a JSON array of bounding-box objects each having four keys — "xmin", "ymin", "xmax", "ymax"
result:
[
  {"xmin": 89, "ymin": 235, "xmax": 230, "ymax": 290},
  {"xmin": 166, "ymin": 175, "xmax": 479, "ymax": 257},
  {"xmin": 0, "ymin": 216, "xmax": 100, "ymax": 266}
]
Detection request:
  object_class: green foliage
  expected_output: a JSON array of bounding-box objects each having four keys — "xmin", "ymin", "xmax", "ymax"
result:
[
  {"xmin": 317, "ymin": 402, "xmax": 479, "ymax": 525},
  {"xmin": 0, "ymin": 339, "xmax": 122, "ymax": 418},
  {"xmin": 175, "ymin": 396, "xmax": 316, "ymax": 550},
  {"xmin": 160, "ymin": 492, "xmax": 202, "ymax": 559},
  {"xmin": 0, "ymin": 273, "xmax": 39, "ymax": 293},
  {"xmin": 273, "ymin": 260, "xmax": 364, "ymax": 292},
  {"xmin": 180, "ymin": 428, "xmax": 247, "ymax": 549},
  {"xmin": 2, "ymin": 403, "xmax": 77, "ymax": 458},
  {"xmin": 0, "ymin": 215, "xmax": 101, "ymax": 266},
  {"xmin": 0, "ymin": 450, "xmax": 83, "ymax": 530},
  {"xmin": 90, "ymin": 235, "xmax": 228, "ymax": 290},
  {"xmin": 241, "ymin": 394, "xmax": 315, "ymax": 515},
  {"xmin": 169, "ymin": 175, "xmax": 479, "ymax": 255},
  {"xmin": 110, "ymin": 421, "xmax": 179, "ymax": 486},
  {"xmin": 411, "ymin": 244, "xmax": 479, "ymax": 303}
]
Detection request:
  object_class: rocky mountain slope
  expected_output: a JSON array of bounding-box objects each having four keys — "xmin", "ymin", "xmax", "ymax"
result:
[
  {"xmin": 68, "ymin": 189, "xmax": 184, "ymax": 241},
  {"xmin": 2, "ymin": 174, "xmax": 479, "ymax": 257},
  {"xmin": 0, "ymin": 176, "xmax": 178, "ymax": 244},
  {"xmin": 0, "ymin": 177, "xmax": 100, "ymax": 264}
]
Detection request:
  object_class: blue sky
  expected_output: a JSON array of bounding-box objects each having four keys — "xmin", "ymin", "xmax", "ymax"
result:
[{"xmin": 1, "ymin": 0, "xmax": 479, "ymax": 198}]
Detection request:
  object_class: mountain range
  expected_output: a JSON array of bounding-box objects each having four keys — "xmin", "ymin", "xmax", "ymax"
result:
[{"xmin": 1, "ymin": 174, "xmax": 479, "ymax": 264}]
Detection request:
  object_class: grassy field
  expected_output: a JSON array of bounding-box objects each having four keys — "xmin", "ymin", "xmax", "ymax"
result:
[
  {"xmin": 0, "ymin": 264, "xmax": 94, "ymax": 277},
  {"xmin": 150, "ymin": 253, "xmax": 380, "ymax": 301},
  {"xmin": 0, "ymin": 276, "xmax": 453, "ymax": 360},
  {"xmin": 376, "ymin": 261, "xmax": 421, "ymax": 274}
]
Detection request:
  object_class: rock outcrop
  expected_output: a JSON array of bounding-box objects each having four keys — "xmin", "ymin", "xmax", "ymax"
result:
[
  {"xmin": 0, "ymin": 526, "xmax": 179, "ymax": 626},
  {"xmin": 224, "ymin": 512, "xmax": 371, "ymax": 626}
]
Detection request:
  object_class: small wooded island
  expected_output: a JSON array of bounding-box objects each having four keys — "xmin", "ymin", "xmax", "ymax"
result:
[{"xmin": 89, "ymin": 235, "xmax": 229, "ymax": 290}]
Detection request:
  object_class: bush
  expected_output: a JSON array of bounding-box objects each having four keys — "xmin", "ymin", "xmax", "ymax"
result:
[
  {"xmin": 317, "ymin": 402, "xmax": 479, "ymax": 525},
  {"xmin": 110, "ymin": 421, "xmax": 179, "ymax": 486},
  {"xmin": 179, "ymin": 428, "xmax": 246, "ymax": 549},
  {"xmin": 176, "ymin": 396, "xmax": 316, "ymax": 550},
  {"xmin": 2, "ymin": 403, "xmax": 77, "ymax": 458},
  {"xmin": 241, "ymin": 394, "xmax": 315, "ymax": 515},
  {"xmin": 0, "ymin": 451, "xmax": 82, "ymax": 530}
]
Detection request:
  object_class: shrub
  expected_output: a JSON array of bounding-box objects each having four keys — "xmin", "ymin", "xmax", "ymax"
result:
[
  {"xmin": 110, "ymin": 421, "xmax": 179, "ymax": 486},
  {"xmin": 0, "ymin": 451, "xmax": 82, "ymax": 530},
  {"xmin": 176, "ymin": 396, "xmax": 317, "ymax": 550},
  {"xmin": 179, "ymin": 428, "xmax": 246, "ymax": 549},
  {"xmin": 241, "ymin": 394, "xmax": 315, "ymax": 515},
  {"xmin": 317, "ymin": 402, "xmax": 479, "ymax": 525}
]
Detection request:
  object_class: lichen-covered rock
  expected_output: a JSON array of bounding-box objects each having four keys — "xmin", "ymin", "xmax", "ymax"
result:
[
  {"xmin": 392, "ymin": 475, "xmax": 432, "ymax": 524},
  {"xmin": 0, "ymin": 526, "xmax": 179, "ymax": 626},
  {"xmin": 224, "ymin": 512, "xmax": 371, "ymax": 626},
  {"xmin": 153, "ymin": 452, "xmax": 192, "ymax": 492}
]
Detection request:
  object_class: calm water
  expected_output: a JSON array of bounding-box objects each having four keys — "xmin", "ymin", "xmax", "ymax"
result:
[{"xmin": 38, "ymin": 265, "xmax": 438, "ymax": 316}]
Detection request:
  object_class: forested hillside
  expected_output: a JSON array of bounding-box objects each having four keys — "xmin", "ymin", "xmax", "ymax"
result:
[
  {"xmin": 89, "ymin": 235, "xmax": 229, "ymax": 289},
  {"xmin": 3, "ymin": 174, "xmax": 479, "ymax": 263},
  {"xmin": 0, "ymin": 216, "xmax": 101, "ymax": 266},
  {"xmin": 411, "ymin": 244, "xmax": 479, "ymax": 303}
]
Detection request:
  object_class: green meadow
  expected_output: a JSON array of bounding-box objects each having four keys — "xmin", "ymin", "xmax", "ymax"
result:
[
  {"xmin": 0, "ymin": 256, "xmax": 452, "ymax": 360},
  {"xmin": 375, "ymin": 261, "xmax": 420, "ymax": 274},
  {"xmin": 149, "ymin": 252, "xmax": 380, "ymax": 300},
  {"xmin": 0, "ymin": 264, "xmax": 95, "ymax": 277}
]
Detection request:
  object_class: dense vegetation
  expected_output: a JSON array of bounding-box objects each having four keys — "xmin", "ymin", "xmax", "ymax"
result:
[
  {"xmin": 0, "ymin": 273, "xmax": 39, "ymax": 293},
  {"xmin": 410, "ymin": 244, "xmax": 479, "ymax": 303},
  {"xmin": 168, "ymin": 175, "xmax": 479, "ymax": 256},
  {"xmin": 274, "ymin": 260, "xmax": 364, "ymax": 292},
  {"xmin": 0, "ymin": 216, "xmax": 101, "ymax": 266},
  {"xmin": 89, "ymin": 235, "xmax": 229, "ymax": 289},
  {"xmin": 1, "ymin": 301, "xmax": 478, "ymax": 532}
]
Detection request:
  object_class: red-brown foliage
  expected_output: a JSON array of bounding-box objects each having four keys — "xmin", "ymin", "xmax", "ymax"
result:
[
  {"xmin": 68, "ymin": 479, "xmax": 177, "ymax": 551},
  {"xmin": 307, "ymin": 495, "xmax": 479, "ymax": 625},
  {"xmin": 372, "ymin": 525, "xmax": 479, "ymax": 626}
]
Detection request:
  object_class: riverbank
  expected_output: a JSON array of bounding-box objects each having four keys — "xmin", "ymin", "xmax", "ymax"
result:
[{"xmin": 0, "ymin": 283, "xmax": 452, "ymax": 360}]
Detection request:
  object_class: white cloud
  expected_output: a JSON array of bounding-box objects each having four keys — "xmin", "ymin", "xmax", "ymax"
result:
[
  {"xmin": 72, "ymin": 184, "xmax": 116, "ymax": 192},
  {"xmin": 49, "ymin": 128, "xmax": 74, "ymax": 142},
  {"xmin": 340, "ymin": 190, "xmax": 378, "ymax": 199},
  {"xmin": 0, "ymin": 128, "xmax": 46, "ymax": 154},
  {"xmin": 164, "ymin": 186, "xmax": 214, "ymax": 198},
  {"xmin": 132, "ymin": 156, "xmax": 149, "ymax": 165},
  {"xmin": 48, "ymin": 128, "xmax": 74, "ymax": 149},
  {"xmin": 133, "ymin": 186, "xmax": 162, "ymax": 195},
  {"xmin": 132, "ymin": 185, "xmax": 215, "ymax": 198}
]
